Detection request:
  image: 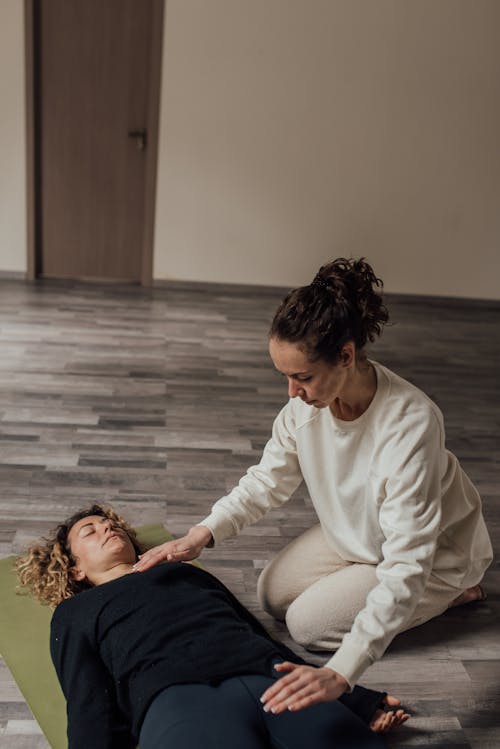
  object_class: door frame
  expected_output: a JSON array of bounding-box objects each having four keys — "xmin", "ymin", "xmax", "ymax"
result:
[{"xmin": 24, "ymin": 0, "xmax": 165, "ymax": 286}]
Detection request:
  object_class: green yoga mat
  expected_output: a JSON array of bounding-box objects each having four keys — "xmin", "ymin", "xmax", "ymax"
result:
[{"xmin": 0, "ymin": 524, "xmax": 175, "ymax": 749}]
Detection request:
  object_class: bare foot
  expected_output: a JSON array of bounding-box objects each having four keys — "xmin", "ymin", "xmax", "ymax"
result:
[
  {"xmin": 448, "ymin": 584, "xmax": 487, "ymax": 609},
  {"xmin": 370, "ymin": 695, "xmax": 411, "ymax": 734}
]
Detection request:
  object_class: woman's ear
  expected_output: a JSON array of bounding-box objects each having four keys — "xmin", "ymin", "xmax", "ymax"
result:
[
  {"xmin": 340, "ymin": 342, "xmax": 355, "ymax": 367},
  {"xmin": 69, "ymin": 563, "xmax": 86, "ymax": 582}
]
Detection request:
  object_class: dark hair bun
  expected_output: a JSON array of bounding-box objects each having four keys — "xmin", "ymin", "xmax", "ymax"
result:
[{"xmin": 270, "ymin": 257, "xmax": 389, "ymax": 362}]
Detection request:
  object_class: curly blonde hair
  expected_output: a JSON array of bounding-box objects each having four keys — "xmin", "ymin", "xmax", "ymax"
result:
[{"xmin": 16, "ymin": 504, "xmax": 144, "ymax": 608}]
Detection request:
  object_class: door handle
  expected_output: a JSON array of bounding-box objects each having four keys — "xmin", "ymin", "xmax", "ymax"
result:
[{"xmin": 128, "ymin": 129, "xmax": 147, "ymax": 151}]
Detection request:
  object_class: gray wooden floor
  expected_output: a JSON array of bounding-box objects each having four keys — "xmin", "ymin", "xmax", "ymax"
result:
[{"xmin": 0, "ymin": 278, "xmax": 498, "ymax": 748}]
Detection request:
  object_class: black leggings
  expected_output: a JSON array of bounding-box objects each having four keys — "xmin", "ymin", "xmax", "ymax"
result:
[{"xmin": 139, "ymin": 674, "xmax": 386, "ymax": 749}]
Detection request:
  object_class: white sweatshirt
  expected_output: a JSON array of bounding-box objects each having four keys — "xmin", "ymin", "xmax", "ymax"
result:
[{"xmin": 200, "ymin": 361, "xmax": 493, "ymax": 686}]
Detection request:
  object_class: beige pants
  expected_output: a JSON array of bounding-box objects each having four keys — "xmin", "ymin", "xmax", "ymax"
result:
[{"xmin": 257, "ymin": 524, "xmax": 464, "ymax": 651}]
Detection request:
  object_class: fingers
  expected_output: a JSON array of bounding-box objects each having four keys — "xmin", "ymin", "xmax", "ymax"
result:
[
  {"xmin": 133, "ymin": 546, "xmax": 169, "ymax": 572},
  {"xmin": 370, "ymin": 709, "xmax": 391, "ymax": 734},
  {"xmin": 133, "ymin": 540, "xmax": 186, "ymax": 571},
  {"xmin": 370, "ymin": 706, "xmax": 411, "ymax": 734},
  {"xmin": 260, "ymin": 664, "xmax": 342, "ymax": 715},
  {"xmin": 133, "ymin": 526, "xmax": 212, "ymax": 572},
  {"xmin": 260, "ymin": 663, "xmax": 299, "ymax": 705},
  {"xmin": 133, "ymin": 528, "xmax": 211, "ymax": 572},
  {"xmin": 273, "ymin": 662, "xmax": 296, "ymax": 674},
  {"xmin": 263, "ymin": 677, "xmax": 321, "ymax": 715},
  {"xmin": 281, "ymin": 684, "xmax": 326, "ymax": 713},
  {"xmin": 383, "ymin": 694, "xmax": 401, "ymax": 707},
  {"xmin": 393, "ymin": 709, "xmax": 410, "ymax": 725}
]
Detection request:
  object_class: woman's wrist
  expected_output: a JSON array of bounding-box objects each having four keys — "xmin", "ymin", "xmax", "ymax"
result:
[
  {"xmin": 192, "ymin": 524, "xmax": 214, "ymax": 549},
  {"xmin": 323, "ymin": 667, "xmax": 349, "ymax": 691}
]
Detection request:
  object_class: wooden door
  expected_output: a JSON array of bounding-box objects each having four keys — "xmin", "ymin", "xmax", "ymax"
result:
[{"xmin": 32, "ymin": 0, "xmax": 163, "ymax": 283}]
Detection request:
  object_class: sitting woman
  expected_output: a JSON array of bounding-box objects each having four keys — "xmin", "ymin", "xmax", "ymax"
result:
[{"xmin": 17, "ymin": 505, "xmax": 409, "ymax": 749}]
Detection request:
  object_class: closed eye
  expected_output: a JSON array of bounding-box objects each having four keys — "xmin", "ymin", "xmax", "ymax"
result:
[{"xmin": 277, "ymin": 372, "xmax": 313, "ymax": 382}]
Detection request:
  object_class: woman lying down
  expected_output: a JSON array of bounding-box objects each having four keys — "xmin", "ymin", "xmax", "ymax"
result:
[{"xmin": 17, "ymin": 505, "xmax": 409, "ymax": 749}]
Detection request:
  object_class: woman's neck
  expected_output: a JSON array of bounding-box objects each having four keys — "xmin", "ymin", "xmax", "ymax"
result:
[
  {"xmin": 92, "ymin": 562, "xmax": 136, "ymax": 586},
  {"xmin": 330, "ymin": 360, "xmax": 377, "ymax": 421}
]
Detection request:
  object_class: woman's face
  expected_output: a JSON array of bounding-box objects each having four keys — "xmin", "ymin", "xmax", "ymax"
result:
[
  {"xmin": 269, "ymin": 337, "xmax": 351, "ymax": 408},
  {"xmin": 67, "ymin": 514, "xmax": 137, "ymax": 584}
]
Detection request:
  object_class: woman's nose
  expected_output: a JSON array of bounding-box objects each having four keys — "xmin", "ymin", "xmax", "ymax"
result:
[{"xmin": 288, "ymin": 378, "xmax": 303, "ymax": 399}]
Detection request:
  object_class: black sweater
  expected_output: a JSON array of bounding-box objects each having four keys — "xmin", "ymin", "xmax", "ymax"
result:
[{"xmin": 50, "ymin": 563, "xmax": 385, "ymax": 749}]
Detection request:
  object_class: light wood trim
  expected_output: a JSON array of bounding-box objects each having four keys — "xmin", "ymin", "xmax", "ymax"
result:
[
  {"xmin": 141, "ymin": 0, "xmax": 165, "ymax": 287},
  {"xmin": 24, "ymin": 0, "xmax": 36, "ymax": 280}
]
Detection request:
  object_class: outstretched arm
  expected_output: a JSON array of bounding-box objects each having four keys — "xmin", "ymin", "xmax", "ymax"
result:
[
  {"xmin": 135, "ymin": 402, "xmax": 302, "ymax": 572},
  {"xmin": 200, "ymin": 403, "xmax": 303, "ymax": 544},
  {"xmin": 50, "ymin": 606, "xmax": 135, "ymax": 749}
]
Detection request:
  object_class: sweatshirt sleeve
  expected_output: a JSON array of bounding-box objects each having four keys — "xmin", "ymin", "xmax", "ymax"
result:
[
  {"xmin": 199, "ymin": 402, "xmax": 303, "ymax": 544},
  {"xmin": 50, "ymin": 604, "xmax": 136, "ymax": 749},
  {"xmin": 326, "ymin": 408, "xmax": 445, "ymax": 686}
]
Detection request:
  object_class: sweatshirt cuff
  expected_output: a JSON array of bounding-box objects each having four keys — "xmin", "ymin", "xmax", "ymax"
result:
[
  {"xmin": 197, "ymin": 509, "xmax": 238, "ymax": 546},
  {"xmin": 323, "ymin": 640, "xmax": 375, "ymax": 689}
]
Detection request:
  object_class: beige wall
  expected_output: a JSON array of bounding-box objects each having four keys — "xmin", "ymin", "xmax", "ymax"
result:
[
  {"xmin": 1, "ymin": 1, "xmax": 499, "ymax": 298},
  {"xmin": 154, "ymin": 0, "xmax": 500, "ymax": 298},
  {"xmin": 0, "ymin": 0, "xmax": 26, "ymax": 273}
]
